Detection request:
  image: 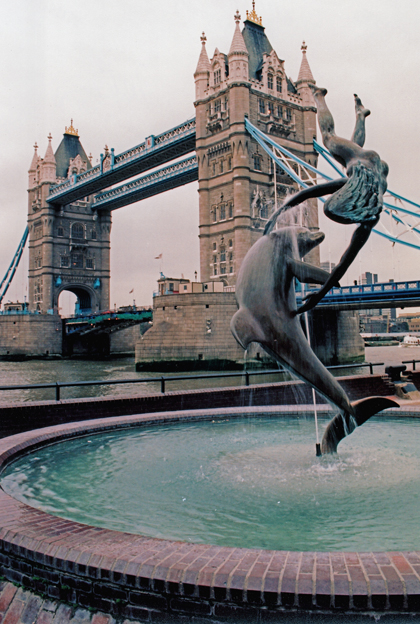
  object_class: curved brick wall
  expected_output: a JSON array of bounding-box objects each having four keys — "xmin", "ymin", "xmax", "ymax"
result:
[{"xmin": 1, "ymin": 407, "xmax": 420, "ymax": 620}]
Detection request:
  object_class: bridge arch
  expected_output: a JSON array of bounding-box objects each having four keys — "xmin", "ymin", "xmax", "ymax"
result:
[{"xmin": 56, "ymin": 283, "xmax": 99, "ymax": 316}]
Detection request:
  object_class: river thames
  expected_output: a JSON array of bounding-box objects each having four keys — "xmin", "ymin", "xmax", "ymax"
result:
[{"xmin": 0, "ymin": 344, "xmax": 419, "ymax": 404}]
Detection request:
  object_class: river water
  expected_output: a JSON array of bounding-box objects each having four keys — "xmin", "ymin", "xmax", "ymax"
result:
[{"xmin": 0, "ymin": 344, "xmax": 418, "ymax": 404}]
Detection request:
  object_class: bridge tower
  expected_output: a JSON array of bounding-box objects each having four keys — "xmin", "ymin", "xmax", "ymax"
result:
[
  {"xmin": 194, "ymin": 5, "xmax": 319, "ymax": 286},
  {"xmin": 27, "ymin": 122, "xmax": 111, "ymax": 314}
]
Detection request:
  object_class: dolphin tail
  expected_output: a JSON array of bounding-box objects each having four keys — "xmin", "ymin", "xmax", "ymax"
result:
[
  {"xmin": 321, "ymin": 396, "xmax": 399, "ymax": 454},
  {"xmin": 230, "ymin": 308, "xmax": 266, "ymax": 351}
]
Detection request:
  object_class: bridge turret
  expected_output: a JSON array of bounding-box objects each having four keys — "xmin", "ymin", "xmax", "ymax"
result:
[
  {"xmin": 228, "ymin": 11, "xmax": 249, "ymax": 84},
  {"xmin": 28, "ymin": 143, "xmax": 39, "ymax": 190},
  {"xmin": 194, "ymin": 32, "xmax": 210, "ymax": 101},
  {"xmin": 40, "ymin": 133, "xmax": 57, "ymax": 184},
  {"xmin": 296, "ymin": 41, "xmax": 316, "ymax": 107}
]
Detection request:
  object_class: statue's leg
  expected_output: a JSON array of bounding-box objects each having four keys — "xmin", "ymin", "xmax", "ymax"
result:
[
  {"xmin": 311, "ymin": 86, "xmax": 362, "ymax": 168},
  {"xmin": 351, "ymin": 94, "xmax": 371, "ymax": 147}
]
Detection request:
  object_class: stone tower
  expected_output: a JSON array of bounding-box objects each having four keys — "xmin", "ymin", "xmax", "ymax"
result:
[
  {"xmin": 27, "ymin": 122, "xmax": 111, "ymax": 314},
  {"xmin": 194, "ymin": 4, "xmax": 319, "ymax": 285}
]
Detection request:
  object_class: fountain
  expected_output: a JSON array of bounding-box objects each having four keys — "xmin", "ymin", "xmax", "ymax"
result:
[{"xmin": 0, "ymin": 90, "xmax": 418, "ymax": 621}]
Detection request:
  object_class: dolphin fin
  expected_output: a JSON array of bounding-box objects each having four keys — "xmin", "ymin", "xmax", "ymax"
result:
[
  {"xmin": 230, "ymin": 308, "xmax": 265, "ymax": 350},
  {"xmin": 321, "ymin": 396, "xmax": 399, "ymax": 454}
]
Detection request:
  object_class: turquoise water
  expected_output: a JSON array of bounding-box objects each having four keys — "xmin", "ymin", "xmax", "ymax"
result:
[{"xmin": 2, "ymin": 414, "xmax": 420, "ymax": 552}]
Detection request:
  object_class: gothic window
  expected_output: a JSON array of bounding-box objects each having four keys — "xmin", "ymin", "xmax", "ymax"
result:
[
  {"xmin": 61, "ymin": 256, "xmax": 69, "ymax": 268},
  {"xmin": 220, "ymin": 204, "xmax": 226, "ymax": 220},
  {"xmin": 212, "ymin": 162, "xmax": 216, "ymax": 176},
  {"xmin": 35, "ymin": 255, "xmax": 42, "ymax": 268},
  {"xmin": 267, "ymin": 73, "xmax": 273, "ymax": 90},
  {"xmin": 228, "ymin": 239, "xmax": 232, "ymax": 248},
  {"xmin": 220, "ymin": 160, "xmax": 224, "ymax": 174},
  {"xmin": 259, "ymin": 98, "xmax": 265, "ymax": 114},
  {"xmin": 214, "ymin": 99, "xmax": 221, "ymax": 113},
  {"xmin": 277, "ymin": 105, "xmax": 283, "ymax": 118},
  {"xmin": 57, "ymin": 226, "xmax": 64, "ymax": 237},
  {"xmin": 220, "ymin": 250, "xmax": 226, "ymax": 262},
  {"xmin": 213, "ymin": 255, "xmax": 217, "ymax": 264},
  {"xmin": 34, "ymin": 277, "xmax": 43, "ymax": 303},
  {"xmin": 224, "ymin": 96, "xmax": 229, "ymax": 110},
  {"xmin": 229, "ymin": 266, "xmax": 233, "ymax": 273},
  {"xmin": 276, "ymin": 76, "xmax": 282, "ymax": 93},
  {"xmin": 71, "ymin": 223, "xmax": 84, "ymax": 239},
  {"xmin": 254, "ymin": 154, "xmax": 262, "ymax": 171},
  {"xmin": 214, "ymin": 266, "xmax": 218, "ymax": 276},
  {"xmin": 86, "ymin": 258, "xmax": 94, "ymax": 269},
  {"xmin": 33, "ymin": 222, "xmax": 43, "ymax": 240},
  {"xmin": 212, "ymin": 206, "xmax": 217, "ymax": 222},
  {"xmin": 91, "ymin": 229, "xmax": 97, "ymax": 239},
  {"xmin": 213, "ymin": 242, "xmax": 217, "ymax": 250},
  {"xmin": 228, "ymin": 203, "xmax": 233, "ymax": 219},
  {"xmin": 214, "ymin": 68, "xmax": 221, "ymax": 85},
  {"xmin": 220, "ymin": 266, "xmax": 226, "ymax": 275},
  {"xmin": 227, "ymin": 156, "xmax": 232, "ymax": 170},
  {"xmin": 71, "ymin": 254, "xmax": 83, "ymax": 269},
  {"xmin": 229, "ymin": 252, "xmax": 233, "ymax": 261},
  {"xmin": 260, "ymin": 204, "xmax": 269, "ymax": 219},
  {"xmin": 286, "ymin": 108, "xmax": 292, "ymax": 121},
  {"xmin": 268, "ymin": 101, "xmax": 274, "ymax": 115}
]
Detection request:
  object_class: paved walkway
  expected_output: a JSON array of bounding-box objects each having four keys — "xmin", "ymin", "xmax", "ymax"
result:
[{"xmin": 0, "ymin": 581, "xmax": 142, "ymax": 624}]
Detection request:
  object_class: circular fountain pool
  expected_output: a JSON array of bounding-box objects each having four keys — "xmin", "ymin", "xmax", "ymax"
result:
[{"xmin": 2, "ymin": 413, "xmax": 420, "ymax": 552}]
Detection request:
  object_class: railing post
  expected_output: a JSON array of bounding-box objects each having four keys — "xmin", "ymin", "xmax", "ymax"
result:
[
  {"xmin": 369, "ymin": 363, "xmax": 373, "ymax": 375},
  {"xmin": 245, "ymin": 371, "xmax": 250, "ymax": 387},
  {"xmin": 55, "ymin": 383, "xmax": 60, "ymax": 401},
  {"xmin": 161, "ymin": 377, "xmax": 165, "ymax": 393},
  {"xmin": 413, "ymin": 360, "xmax": 416, "ymax": 371}
]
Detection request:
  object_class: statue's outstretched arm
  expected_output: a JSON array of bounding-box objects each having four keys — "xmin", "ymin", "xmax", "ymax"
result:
[
  {"xmin": 264, "ymin": 179, "xmax": 347, "ymax": 236},
  {"xmin": 289, "ymin": 259, "xmax": 334, "ymax": 285},
  {"xmin": 296, "ymin": 220, "xmax": 377, "ymax": 314}
]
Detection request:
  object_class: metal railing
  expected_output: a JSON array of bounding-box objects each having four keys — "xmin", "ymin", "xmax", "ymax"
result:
[
  {"xmin": 0, "ymin": 362, "xmax": 384, "ymax": 402},
  {"xmin": 402, "ymin": 359, "xmax": 420, "ymax": 371}
]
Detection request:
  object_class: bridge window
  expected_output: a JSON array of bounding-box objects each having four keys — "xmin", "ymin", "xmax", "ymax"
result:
[
  {"xmin": 212, "ymin": 162, "xmax": 216, "ymax": 176},
  {"xmin": 214, "ymin": 266, "xmax": 217, "ymax": 276},
  {"xmin": 220, "ymin": 160, "xmax": 224, "ymax": 174},
  {"xmin": 220, "ymin": 250, "xmax": 226, "ymax": 262},
  {"xmin": 267, "ymin": 73, "xmax": 273, "ymax": 90},
  {"xmin": 61, "ymin": 256, "xmax": 69, "ymax": 268},
  {"xmin": 228, "ymin": 239, "xmax": 232, "ymax": 247},
  {"xmin": 35, "ymin": 255, "xmax": 42, "ymax": 268},
  {"xmin": 71, "ymin": 254, "xmax": 83, "ymax": 269},
  {"xmin": 254, "ymin": 154, "xmax": 262, "ymax": 171},
  {"xmin": 220, "ymin": 266, "xmax": 226, "ymax": 275},
  {"xmin": 57, "ymin": 226, "xmax": 64, "ymax": 237},
  {"xmin": 229, "ymin": 252, "xmax": 233, "ymax": 261},
  {"xmin": 224, "ymin": 96, "xmax": 229, "ymax": 111},
  {"xmin": 259, "ymin": 99, "xmax": 265, "ymax": 114},
  {"xmin": 286, "ymin": 108, "xmax": 292, "ymax": 122},
  {"xmin": 33, "ymin": 223, "xmax": 43, "ymax": 240},
  {"xmin": 227, "ymin": 156, "xmax": 232, "ymax": 170},
  {"xmin": 277, "ymin": 105, "xmax": 283, "ymax": 118},
  {"xmin": 220, "ymin": 205, "xmax": 226, "ymax": 220},
  {"xmin": 34, "ymin": 277, "xmax": 43, "ymax": 303},
  {"xmin": 91, "ymin": 229, "xmax": 97, "ymax": 239},
  {"xmin": 276, "ymin": 76, "xmax": 282, "ymax": 93},
  {"xmin": 212, "ymin": 206, "xmax": 217, "ymax": 222},
  {"xmin": 71, "ymin": 223, "xmax": 84, "ymax": 239},
  {"xmin": 228, "ymin": 203, "xmax": 233, "ymax": 218},
  {"xmin": 86, "ymin": 258, "xmax": 94, "ymax": 269},
  {"xmin": 214, "ymin": 99, "xmax": 221, "ymax": 113},
  {"xmin": 268, "ymin": 101, "xmax": 274, "ymax": 115},
  {"xmin": 214, "ymin": 68, "xmax": 221, "ymax": 85},
  {"xmin": 213, "ymin": 255, "xmax": 217, "ymax": 264},
  {"xmin": 169, "ymin": 282, "xmax": 174, "ymax": 292}
]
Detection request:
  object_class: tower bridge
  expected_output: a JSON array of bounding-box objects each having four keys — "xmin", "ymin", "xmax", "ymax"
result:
[{"xmin": 1, "ymin": 2, "xmax": 420, "ymax": 362}]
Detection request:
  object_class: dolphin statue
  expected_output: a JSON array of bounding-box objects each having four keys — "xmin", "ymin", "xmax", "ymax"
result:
[{"xmin": 230, "ymin": 225, "xmax": 398, "ymax": 453}]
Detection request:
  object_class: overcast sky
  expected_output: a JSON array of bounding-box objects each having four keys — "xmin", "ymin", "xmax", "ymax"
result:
[{"xmin": 1, "ymin": 0, "xmax": 420, "ymax": 313}]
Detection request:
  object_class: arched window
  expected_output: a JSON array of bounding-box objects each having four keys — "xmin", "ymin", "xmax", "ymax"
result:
[
  {"xmin": 220, "ymin": 204, "xmax": 226, "ymax": 220},
  {"xmin": 214, "ymin": 68, "xmax": 221, "ymax": 85},
  {"xmin": 71, "ymin": 223, "xmax": 84, "ymax": 239},
  {"xmin": 267, "ymin": 73, "xmax": 273, "ymax": 90},
  {"xmin": 276, "ymin": 76, "xmax": 282, "ymax": 93}
]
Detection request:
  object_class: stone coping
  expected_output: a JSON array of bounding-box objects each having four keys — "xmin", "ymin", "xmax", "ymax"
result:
[{"xmin": 0, "ymin": 407, "xmax": 420, "ymax": 620}]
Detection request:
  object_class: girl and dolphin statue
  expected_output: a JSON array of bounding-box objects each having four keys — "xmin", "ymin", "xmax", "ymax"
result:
[{"xmin": 231, "ymin": 89, "xmax": 398, "ymax": 454}]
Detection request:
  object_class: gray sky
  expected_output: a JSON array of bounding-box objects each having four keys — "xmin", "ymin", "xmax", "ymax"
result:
[{"xmin": 1, "ymin": 0, "xmax": 420, "ymax": 312}]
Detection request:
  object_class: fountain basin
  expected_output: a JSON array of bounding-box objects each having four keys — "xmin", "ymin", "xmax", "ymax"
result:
[{"xmin": 0, "ymin": 407, "xmax": 420, "ymax": 619}]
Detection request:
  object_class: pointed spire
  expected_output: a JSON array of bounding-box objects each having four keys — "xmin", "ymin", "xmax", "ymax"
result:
[
  {"xmin": 195, "ymin": 32, "xmax": 211, "ymax": 74},
  {"xmin": 29, "ymin": 142, "xmax": 39, "ymax": 172},
  {"xmin": 297, "ymin": 41, "xmax": 315, "ymax": 84},
  {"xmin": 229, "ymin": 11, "xmax": 248, "ymax": 56},
  {"xmin": 44, "ymin": 133, "xmax": 56, "ymax": 164}
]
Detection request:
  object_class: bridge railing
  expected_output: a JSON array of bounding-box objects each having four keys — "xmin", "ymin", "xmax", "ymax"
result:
[
  {"xmin": 48, "ymin": 117, "xmax": 196, "ymax": 199},
  {"xmin": 0, "ymin": 362, "xmax": 383, "ymax": 402}
]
